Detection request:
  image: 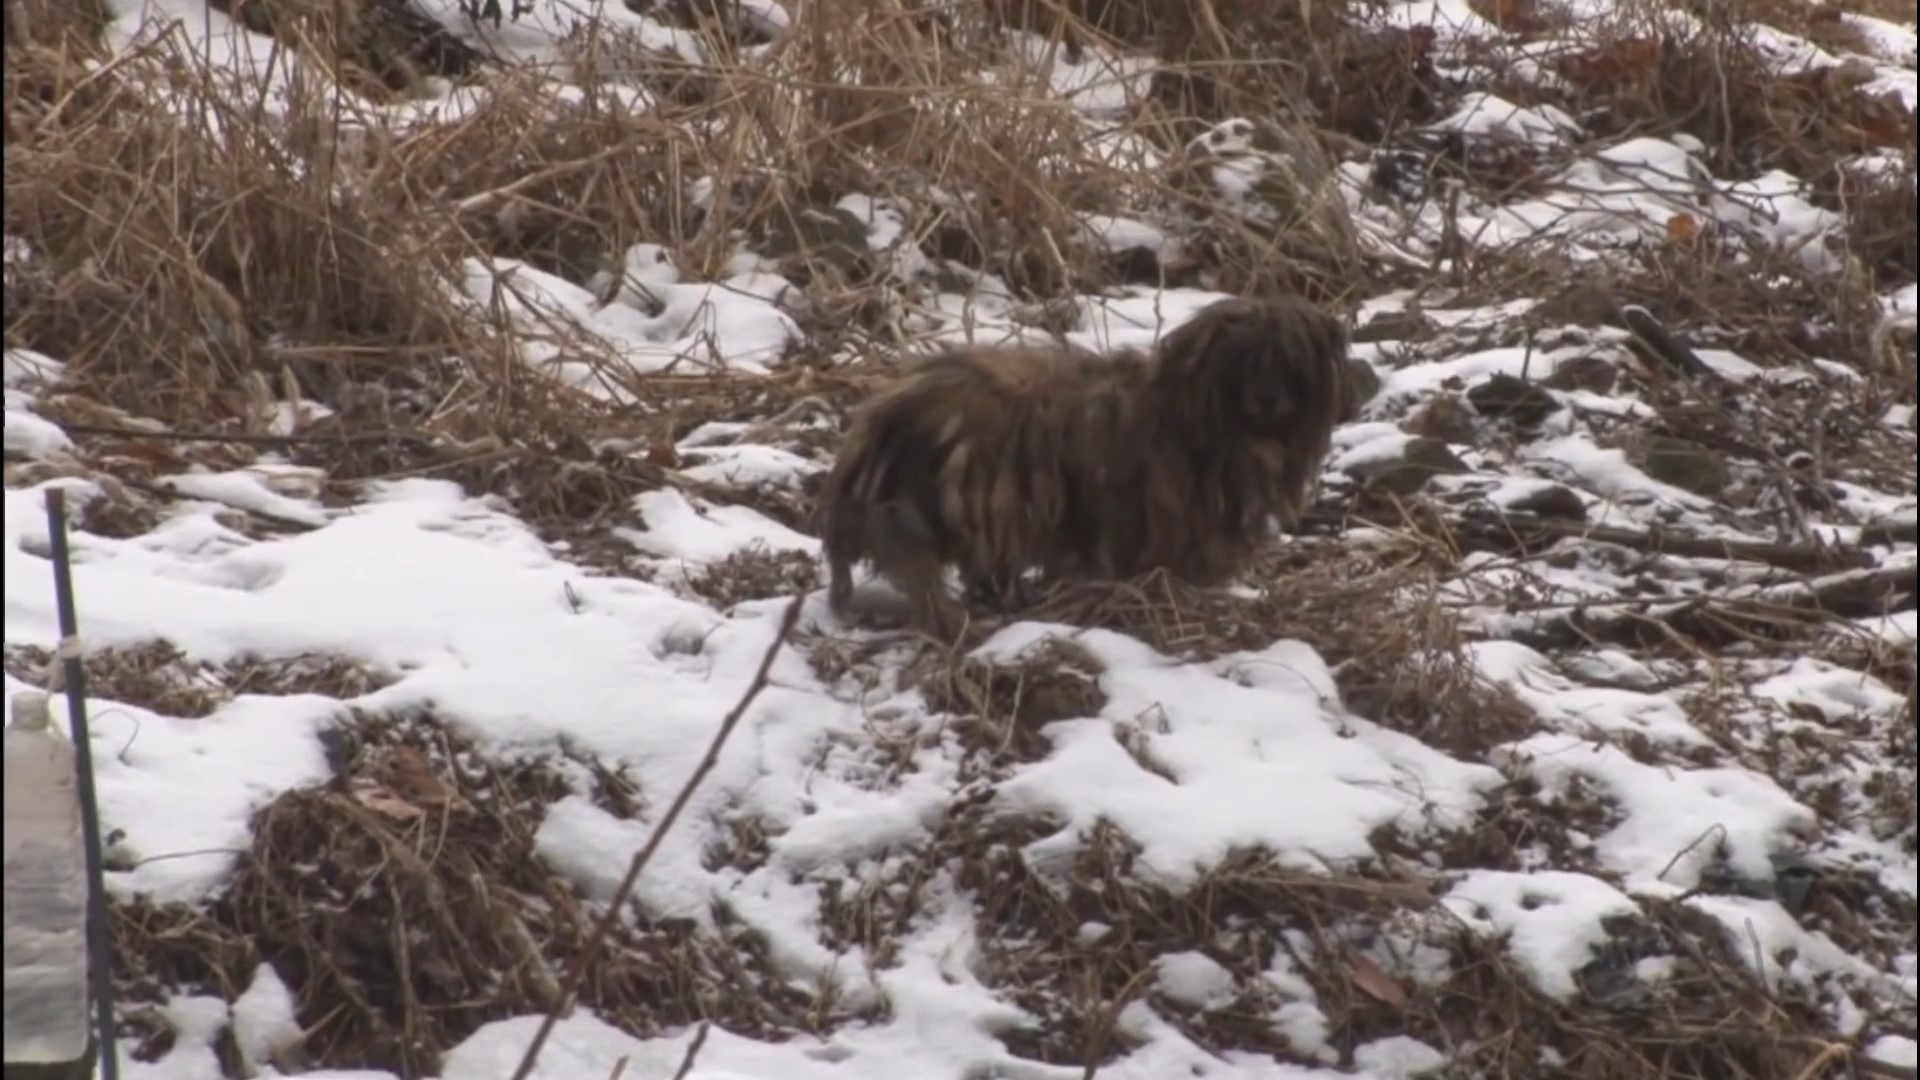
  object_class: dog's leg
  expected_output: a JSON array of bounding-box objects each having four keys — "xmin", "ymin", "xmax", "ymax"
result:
[
  {"xmin": 962, "ymin": 571, "xmax": 1014, "ymax": 610},
  {"xmin": 908, "ymin": 567, "xmax": 970, "ymax": 643},
  {"xmin": 868, "ymin": 501, "xmax": 969, "ymax": 642},
  {"xmin": 827, "ymin": 554, "xmax": 856, "ymax": 616},
  {"xmin": 821, "ymin": 502, "xmax": 861, "ymax": 618}
]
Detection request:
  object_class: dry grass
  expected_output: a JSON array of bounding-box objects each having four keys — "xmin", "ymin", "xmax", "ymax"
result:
[
  {"xmin": 110, "ymin": 710, "xmax": 873, "ymax": 1077},
  {"xmin": 3, "ymin": 641, "xmax": 393, "ymax": 718},
  {"xmin": 10, "ymin": 0, "xmax": 1916, "ymax": 1076}
]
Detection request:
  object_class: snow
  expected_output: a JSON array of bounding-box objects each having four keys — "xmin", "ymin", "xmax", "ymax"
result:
[
  {"xmin": 1499, "ymin": 734, "xmax": 1818, "ymax": 893},
  {"xmin": 456, "ymin": 254, "xmax": 802, "ymax": 391},
  {"xmin": 623, "ymin": 488, "xmax": 819, "ymax": 565},
  {"xmin": 1428, "ymin": 92, "xmax": 1581, "ymax": 148},
  {"xmin": 1470, "ymin": 641, "xmax": 1711, "ymax": 747},
  {"xmin": 982, "ymin": 625, "xmax": 1500, "ymax": 884},
  {"xmin": 3, "ymin": 0, "xmax": 1916, "ymax": 1075},
  {"xmin": 1154, "ymin": 951, "xmax": 1237, "ymax": 1009},
  {"xmin": 230, "ymin": 964, "xmax": 304, "ymax": 1073},
  {"xmin": 1440, "ymin": 869, "xmax": 1641, "ymax": 999},
  {"xmin": 0, "ymin": 684, "xmax": 342, "ymax": 904},
  {"xmin": 1350, "ymin": 1037, "xmax": 1446, "ymax": 1078},
  {"xmin": 158, "ymin": 469, "xmax": 334, "ymax": 529}
]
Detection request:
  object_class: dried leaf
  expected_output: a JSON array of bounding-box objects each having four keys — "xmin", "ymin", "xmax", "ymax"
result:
[
  {"xmin": 645, "ymin": 439, "xmax": 680, "ymax": 468},
  {"xmin": 1666, "ymin": 212, "xmax": 1701, "ymax": 245},
  {"xmin": 354, "ymin": 786, "xmax": 426, "ymax": 821},
  {"xmin": 384, "ymin": 745, "xmax": 457, "ymax": 807},
  {"xmin": 1468, "ymin": 0, "xmax": 1546, "ymax": 32},
  {"xmin": 1563, "ymin": 39, "xmax": 1659, "ymax": 83},
  {"xmin": 1348, "ymin": 951, "xmax": 1410, "ymax": 1007}
]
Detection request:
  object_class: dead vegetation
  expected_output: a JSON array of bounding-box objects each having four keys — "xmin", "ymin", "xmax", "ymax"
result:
[
  {"xmin": 110, "ymin": 710, "xmax": 871, "ymax": 1077},
  {"xmin": 6, "ymin": 0, "xmax": 1916, "ymax": 1076},
  {"xmin": 4, "ymin": 641, "xmax": 393, "ymax": 719}
]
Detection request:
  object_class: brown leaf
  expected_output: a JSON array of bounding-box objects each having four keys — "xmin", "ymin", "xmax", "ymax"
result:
[
  {"xmin": 1666, "ymin": 212, "xmax": 1701, "ymax": 245},
  {"xmin": 1468, "ymin": 0, "xmax": 1548, "ymax": 32},
  {"xmin": 645, "ymin": 438, "xmax": 680, "ymax": 468},
  {"xmin": 1348, "ymin": 951, "xmax": 1410, "ymax": 1007},
  {"xmin": 354, "ymin": 785, "xmax": 426, "ymax": 821},
  {"xmin": 383, "ymin": 745, "xmax": 457, "ymax": 807}
]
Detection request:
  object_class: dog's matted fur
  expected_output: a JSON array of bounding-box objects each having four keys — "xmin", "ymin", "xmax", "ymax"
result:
[{"xmin": 819, "ymin": 294, "xmax": 1353, "ymax": 637}]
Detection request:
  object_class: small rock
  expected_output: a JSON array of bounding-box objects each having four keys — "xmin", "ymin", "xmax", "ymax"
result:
[
  {"xmin": 1340, "ymin": 359, "xmax": 1383, "ymax": 420},
  {"xmin": 1353, "ymin": 310, "xmax": 1435, "ymax": 344},
  {"xmin": 1502, "ymin": 484, "xmax": 1587, "ymax": 522},
  {"xmin": 1542, "ymin": 355, "xmax": 1618, "ymax": 396},
  {"xmin": 1636, "ymin": 436, "xmax": 1730, "ymax": 498},
  {"xmin": 1467, "ymin": 373, "xmax": 1562, "ymax": 428},
  {"xmin": 1404, "ymin": 394, "xmax": 1478, "ymax": 445},
  {"xmin": 1346, "ymin": 437, "xmax": 1470, "ymax": 496}
]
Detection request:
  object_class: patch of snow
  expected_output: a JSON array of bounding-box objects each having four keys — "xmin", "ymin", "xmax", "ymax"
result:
[
  {"xmin": 1154, "ymin": 950, "xmax": 1237, "ymax": 1009},
  {"xmin": 1428, "ymin": 92, "xmax": 1581, "ymax": 148},
  {"xmin": 623, "ymin": 489, "xmax": 819, "ymax": 566},
  {"xmin": 1441, "ymin": 869, "xmax": 1640, "ymax": 998},
  {"xmin": 979, "ymin": 624, "xmax": 1501, "ymax": 885},
  {"xmin": 231, "ymin": 963, "xmax": 305, "ymax": 1071},
  {"xmin": 1470, "ymin": 640, "xmax": 1710, "ymax": 746},
  {"xmin": 1499, "ymin": 734, "xmax": 1816, "ymax": 893}
]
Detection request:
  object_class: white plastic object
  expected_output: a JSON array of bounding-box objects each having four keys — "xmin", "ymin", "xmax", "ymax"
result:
[{"xmin": 4, "ymin": 691, "xmax": 93, "ymax": 1066}]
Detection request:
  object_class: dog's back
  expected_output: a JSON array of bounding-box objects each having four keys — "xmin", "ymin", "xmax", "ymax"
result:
[{"xmin": 820, "ymin": 343, "xmax": 1141, "ymax": 628}]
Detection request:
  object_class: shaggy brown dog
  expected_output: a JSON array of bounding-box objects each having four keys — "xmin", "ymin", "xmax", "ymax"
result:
[{"xmin": 819, "ymin": 294, "xmax": 1353, "ymax": 638}]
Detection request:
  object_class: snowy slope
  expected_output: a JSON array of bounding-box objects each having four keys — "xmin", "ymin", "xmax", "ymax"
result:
[{"xmin": 3, "ymin": 0, "xmax": 1916, "ymax": 1077}]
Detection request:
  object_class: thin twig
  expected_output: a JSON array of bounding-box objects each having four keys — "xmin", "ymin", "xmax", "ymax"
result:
[
  {"xmin": 54, "ymin": 420, "xmax": 436, "ymax": 448},
  {"xmin": 509, "ymin": 595, "xmax": 805, "ymax": 1080},
  {"xmin": 669, "ymin": 1022, "xmax": 712, "ymax": 1080}
]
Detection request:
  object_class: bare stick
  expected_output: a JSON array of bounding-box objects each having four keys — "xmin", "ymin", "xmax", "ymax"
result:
[
  {"xmin": 509, "ymin": 595, "xmax": 805, "ymax": 1080},
  {"xmin": 669, "ymin": 1022, "xmax": 712, "ymax": 1080},
  {"xmin": 1454, "ymin": 512, "xmax": 1876, "ymax": 574},
  {"xmin": 53, "ymin": 420, "xmax": 437, "ymax": 449},
  {"xmin": 1618, "ymin": 304, "xmax": 1717, "ymax": 381},
  {"xmin": 43, "ymin": 488, "xmax": 122, "ymax": 1080}
]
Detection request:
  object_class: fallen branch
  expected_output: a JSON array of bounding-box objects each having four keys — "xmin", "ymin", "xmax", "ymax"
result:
[
  {"xmin": 1742, "ymin": 560, "xmax": 1918, "ymax": 620},
  {"xmin": 1618, "ymin": 304, "xmax": 1718, "ymax": 381},
  {"xmin": 1859, "ymin": 517, "xmax": 1919, "ymax": 547},
  {"xmin": 1451, "ymin": 512, "xmax": 1877, "ymax": 574},
  {"xmin": 1500, "ymin": 560, "xmax": 1916, "ymax": 652}
]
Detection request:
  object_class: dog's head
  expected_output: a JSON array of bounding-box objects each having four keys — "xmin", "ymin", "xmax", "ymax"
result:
[{"xmin": 1155, "ymin": 295, "xmax": 1350, "ymax": 437}]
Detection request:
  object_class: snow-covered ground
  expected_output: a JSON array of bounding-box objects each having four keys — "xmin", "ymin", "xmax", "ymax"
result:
[{"xmin": 3, "ymin": 0, "xmax": 1916, "ymax": 1077}]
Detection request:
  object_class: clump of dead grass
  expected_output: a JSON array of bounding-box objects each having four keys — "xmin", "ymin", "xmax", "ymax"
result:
[
  {"xmin": 2, "ymin": 641, "xmax": 394, "ymax": 719},
  {"xmin": 2, "ymin": 28, "xmax": 691, "ymax": 541},
  {"xmin": 1840, "ymin": 153, "xmax": 1919, "ymax": 290},
  {"xmin": 990, "ymin": 0, "xmax": 1444, "ymax": 142},
  {"xmin": 1017, "ymin": 539, "xmax": 1537, "ymax": 755},
  {"xmin": 1556, "ymin": 0, "xmax": 1914, "ymax": 180},
  {"xmin": 4, "ymin": 45, "xmax": 477, "ymax": 417},
  {"xmin": 910, "ymin": 635, "xmax": 1110, "ymax": 765},
  {"xmin": 900, "ymin": 801, "xmax": 1859, "ymax": 1077},
  {"xmin": 203, "ymin": 0, "xmax": 493, "ymax": 101},
  {"xmin": 682, "ymin": 546, "xmax": 822, "ymax": 609},
  {"xmin": 110, "ymin": 709, "xmax": 860, "ymax": 1077},
  {"xmin": 4, "ymin": 0, "xmax": 110, "ymax": 57}
]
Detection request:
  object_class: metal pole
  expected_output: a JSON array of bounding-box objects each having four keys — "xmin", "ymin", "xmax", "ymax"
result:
[{"xmin": 43, "ymin": 488, "xmax": 121, "ymax": 1080}]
